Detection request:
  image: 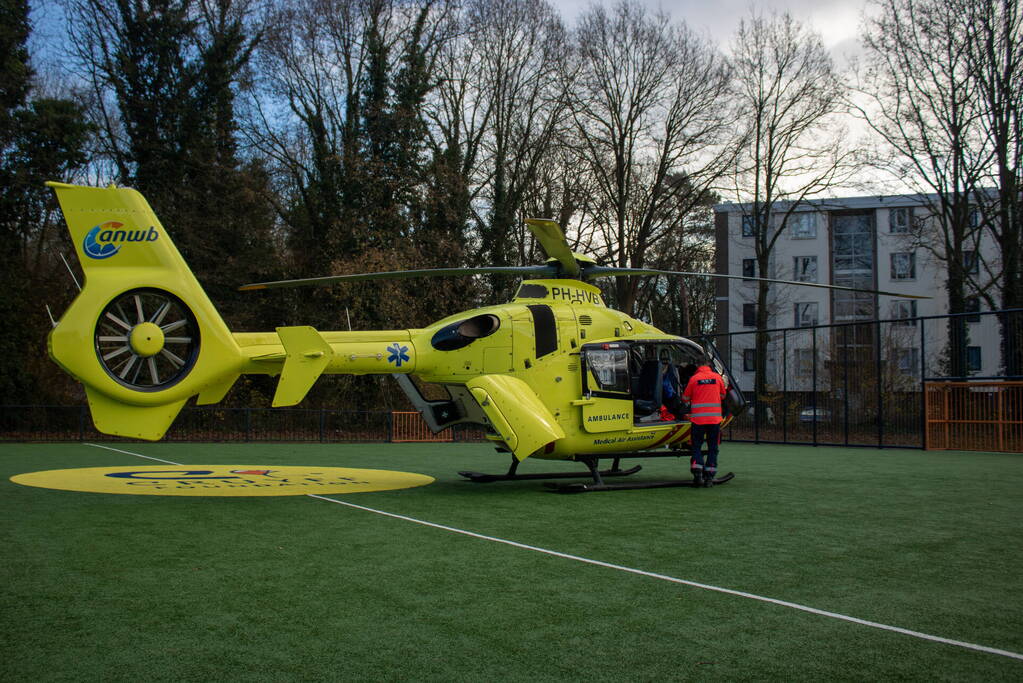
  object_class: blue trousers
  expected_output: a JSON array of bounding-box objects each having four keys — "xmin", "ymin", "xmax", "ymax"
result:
[{"xmin": 690, "ymin": 423, "xmax": 721, "ymax": 474}]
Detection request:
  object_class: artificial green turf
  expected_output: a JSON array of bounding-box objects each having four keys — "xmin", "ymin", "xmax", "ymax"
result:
[{"xmin": 1, "ymin": 442, "xmax": 1021, "ymax": 681}]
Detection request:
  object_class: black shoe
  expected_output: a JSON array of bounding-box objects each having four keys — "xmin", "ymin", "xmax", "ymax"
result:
[
  {"xmin": 703, "ymin": 472, "xmax": 715, "ymax": 487},
  {"xmin": 691, "ymin": 470, "xmax": 703, "ymax": 487}
]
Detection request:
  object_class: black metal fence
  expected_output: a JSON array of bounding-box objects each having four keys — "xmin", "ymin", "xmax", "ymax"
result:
[
  {"xmin": 5, "ymin": 310, "xmax": 1021, "ymax": 449},
  {"xmin": 0, "ymin": 406, "xmax": 487, "ymax": 443},
  {"xmin": 700, "ymin": 309, "xmax": 1023, "ymax": 449}
]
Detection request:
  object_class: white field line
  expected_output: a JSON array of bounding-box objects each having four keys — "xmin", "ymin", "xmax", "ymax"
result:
[
  {"xmin": 85, "ymin": 442, "xmax": 181, "ymax": 465},
  {"xmin": 84, "ymin": 443, "xmax": 1023, "ymax": 663}
]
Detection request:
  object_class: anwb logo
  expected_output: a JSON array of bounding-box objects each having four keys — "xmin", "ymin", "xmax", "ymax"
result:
[{"xmin": 83, "ymin": 221, "xmax": 159, "ymax": 259}]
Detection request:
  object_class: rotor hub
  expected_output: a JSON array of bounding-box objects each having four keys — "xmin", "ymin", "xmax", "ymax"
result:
[{"xmin": 129, "ymin": 322, "xmax": 165, "ymax": 358}]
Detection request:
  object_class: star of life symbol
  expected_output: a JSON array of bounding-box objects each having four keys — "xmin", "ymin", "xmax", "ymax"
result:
[{"xmin": 387, "ymin": 343, "xmax": 410, "ymax": 367}]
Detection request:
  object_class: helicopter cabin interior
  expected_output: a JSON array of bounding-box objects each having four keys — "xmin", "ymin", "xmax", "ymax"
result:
[{"xmin": 580, "ymin": 340, "xmax": 708, "ymax": 425}]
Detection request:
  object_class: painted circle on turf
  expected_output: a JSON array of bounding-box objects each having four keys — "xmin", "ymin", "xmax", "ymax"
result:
[{"xmin": 10, "ymin": 465, "xmax": 434, "ymax": 496}]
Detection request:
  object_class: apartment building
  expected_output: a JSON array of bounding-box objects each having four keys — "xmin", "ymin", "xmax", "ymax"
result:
[{"xmin": 712, "ymin": 193, "xmax": 1001, "ymax": 391}]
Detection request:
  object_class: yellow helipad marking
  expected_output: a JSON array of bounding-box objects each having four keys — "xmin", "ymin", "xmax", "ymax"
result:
[{"xmin": 10, "ymin": 465, "xmax": 434, "ymax": 496}]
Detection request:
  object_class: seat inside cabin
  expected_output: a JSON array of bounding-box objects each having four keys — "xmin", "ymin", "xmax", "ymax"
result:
[{"xmin": 630, "ymin": 345, "xmax": 699, "ymax": 424}]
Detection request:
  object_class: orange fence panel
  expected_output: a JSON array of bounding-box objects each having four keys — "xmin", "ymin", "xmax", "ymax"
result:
[
  {"xmin": 924, "ymin": 382, "xmax": 1023, "ymax": 452},
  {"xmin": 390, "ymin": 411, "xmax": 454, "ymax": 443}
]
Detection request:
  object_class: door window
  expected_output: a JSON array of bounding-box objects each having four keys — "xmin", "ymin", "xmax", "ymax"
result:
[{"xmin": 585, "ymin": 349, "xmax": 630, "ymax": 394}]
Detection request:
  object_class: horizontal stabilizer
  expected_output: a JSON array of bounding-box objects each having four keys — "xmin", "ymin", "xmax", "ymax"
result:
[{"xmin": 272, "ymin": 326, "xmax": 333, "ymax": 407}]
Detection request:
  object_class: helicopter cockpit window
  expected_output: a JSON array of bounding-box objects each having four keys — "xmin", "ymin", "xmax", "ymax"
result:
[{"xmin": 586, "ymin": 349, "xmax": 630, "ymax": 393}]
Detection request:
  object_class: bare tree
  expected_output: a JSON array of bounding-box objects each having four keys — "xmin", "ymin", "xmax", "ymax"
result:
[
  {"xmin": 570, "ymin": 0, "xmax": 736, "ymax": 316},
  {"xmin": 730, "ymin": 10, "xmax": 851, "ymax": 404},
  {"xmin": 460, "ymin": 0, "xmax": 572, "ymax": 299},
  {"xmin": 856, "ymin": 0, "xmax": 995, "ymax": 377},
  {"xmin": 962, "ymin": 0, "xmax": 1023, "ymax": 374},
  {"xmin": 634, "ymin": 189, "xmax": 718, "ymax": 335},
  {"xmin": 422, "ymin": 5, "xmax": 492, "ymax": 274}
]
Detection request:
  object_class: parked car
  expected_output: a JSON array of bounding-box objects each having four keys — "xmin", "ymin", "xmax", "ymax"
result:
[{"xmin": 799, "ymin": 407, "xmax": 832, "ymax": 423}]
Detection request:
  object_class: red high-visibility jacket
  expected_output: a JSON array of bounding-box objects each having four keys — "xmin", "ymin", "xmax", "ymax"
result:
[{"xmin": 682, "ymin": 365, "xmax": 727, "ymax": 425}]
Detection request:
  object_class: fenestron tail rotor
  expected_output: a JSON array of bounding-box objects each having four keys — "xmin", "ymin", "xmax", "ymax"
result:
[{"xmin": 94, "ymin": 288, "xmax": 200, "ymax": 390}]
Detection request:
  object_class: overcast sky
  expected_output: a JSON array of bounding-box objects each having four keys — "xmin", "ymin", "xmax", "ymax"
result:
[
  {"xmin": 31, "ymin": 0, "xmax": 871, "ymax": 66},
  {"xmin": 554, "ymin": 0, "xmax": 870, "ymax": 61}
]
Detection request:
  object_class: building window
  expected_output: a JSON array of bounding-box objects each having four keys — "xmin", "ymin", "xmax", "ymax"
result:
[
  {"xmin": 742, "ymin": 258, "xmax": 757, "ymax": 280},
  {"xmin": 794, "ymin": 348, "xmax": 813, "ymax": 376},
  {"xmin": 891, "ymin": 300, "xmax": 917, "ymax": 325},
  {"xmin": 794, "ymin": 302, "xmax": 818, "ymax": 327},
  {"xmin": 889, "ymin": 207, "xmax": 911, "ymax": 234},
  {"xmin": 891, "ymin": 252, "xmax": 916, "ymax": 280},
  {"xmin": 741, "ymin": 215, "xmax": 757, "ymax": 237},
  {"xmin": 969, "ymin": 207, "xmax": 981, "ymax": 228},
  {"xmin": 794, "ymin": 255, "xmax": 817, "ymax": 282},
  {"xmin": 963, "ymin": 250, "xmax": 979, "ymax": 275},
  {"xmin": 789, "ymin": 213, "xmax": 816, "ymax": 238},
  {"xmin": 832, "ymin": 212, "xmax": 876, "ymax": 322},
  {"xmin": 896, "ymin": 348, "xmax": 920, "ymax": 375},
  {"xmin": 742, "ymin": 303, "xmax": 757, "ymax": 328},
  {"xmin": 967, "ymin": 346, "xmax": 982, "ymax": 373},
  {"xmin": 965, "ymin": 295, "xmax": 981, "ymax": 323},
  {"xmin": 743, "ymin": 348, "xmax": 756, "ymax": 371}
]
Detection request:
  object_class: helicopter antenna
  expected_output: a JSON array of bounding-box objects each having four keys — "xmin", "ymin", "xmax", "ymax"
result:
[
  {"xmin": 45, "ymin": 304, "xmax": 57, "ymax": 328},
  {"xmin": 345, "ymin": 307, "xmax": 352, "ymax": 331},
  {"xmin": 59, "ymin": 253, "xmax": 81, "ymax": 291}
]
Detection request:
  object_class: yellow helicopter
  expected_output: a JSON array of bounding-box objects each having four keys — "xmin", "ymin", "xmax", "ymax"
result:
[{"xmin": 45, "ymin": 182, "xmax": 924, "ymax": 492}]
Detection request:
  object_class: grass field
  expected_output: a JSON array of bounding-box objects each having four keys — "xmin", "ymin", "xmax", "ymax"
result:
[{"xmin": 2, "ymin": 441, "xmax": 1022, "ymax": 681}]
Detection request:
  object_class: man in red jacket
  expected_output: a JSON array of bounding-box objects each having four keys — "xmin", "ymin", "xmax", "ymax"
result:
[{"xmin": 682, "ymin": 356, "xmax": 727, "ymax": 487}]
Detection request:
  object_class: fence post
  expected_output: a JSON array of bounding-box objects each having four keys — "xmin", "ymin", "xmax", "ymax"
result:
[
  {"xmin": 387, "ymin": 411, "xmax": 393, "ymax": 442},
  {"xmin": 876, "ymin": 320, "xmax": 884, "ymax": 448},
  {"xmin": 812, "ymin": 325, "xmax": 817, "ymax": 446},
  {"xmin": 782, "ymin": 330, "xmax": 788, "ymax": 443},
  {"xmin": 919, "ymin": 320, "xmax": 927, "ymax": 449},
  {"xmin": 843, "ymin": 325, "xmax": 850, "ymax": 446}
]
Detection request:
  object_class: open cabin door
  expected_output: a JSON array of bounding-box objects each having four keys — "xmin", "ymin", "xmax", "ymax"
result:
[
  {"xmin": 578, "ymin": 339, "xmax": 714, "ymax": 432},
  {"xmin": 578, "ymin": 344, "xmax": 633, "ymax": 433}
]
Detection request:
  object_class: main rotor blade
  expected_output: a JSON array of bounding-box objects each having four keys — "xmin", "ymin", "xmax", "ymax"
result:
[
  {"xmin": 239, "ymin": 266, "xmax": 555, "ymax": 291},
  {"xmin": 525, "ymin": 218, "xmax": 580, "ymax": 278},
  {"xmin": 583, "ymin": 266, "xmax": 931, "ymax": 300}
]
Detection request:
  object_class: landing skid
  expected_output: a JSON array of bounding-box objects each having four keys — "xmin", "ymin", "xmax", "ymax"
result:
[
  {"xmin": 458, "ymin": 457, "xmax": 641, "ymax": 483},
  {"xmin": 547, "ymin": 472, "xmax": 735, "ymax": 494}
]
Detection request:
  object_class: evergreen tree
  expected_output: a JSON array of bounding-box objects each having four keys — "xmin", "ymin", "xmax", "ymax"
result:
[
  {"xmin": 0, "ymin": 0, "xmax": 92, "ymax": 403},
  {"xmin": 68, "ymin": 0, "xmax": 279, "ymax": 330}
]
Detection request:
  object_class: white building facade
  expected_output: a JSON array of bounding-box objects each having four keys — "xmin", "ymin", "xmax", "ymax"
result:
[{"xmin": 713, "ymin": 193, "xmax": 1002, "ymax": 393}]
